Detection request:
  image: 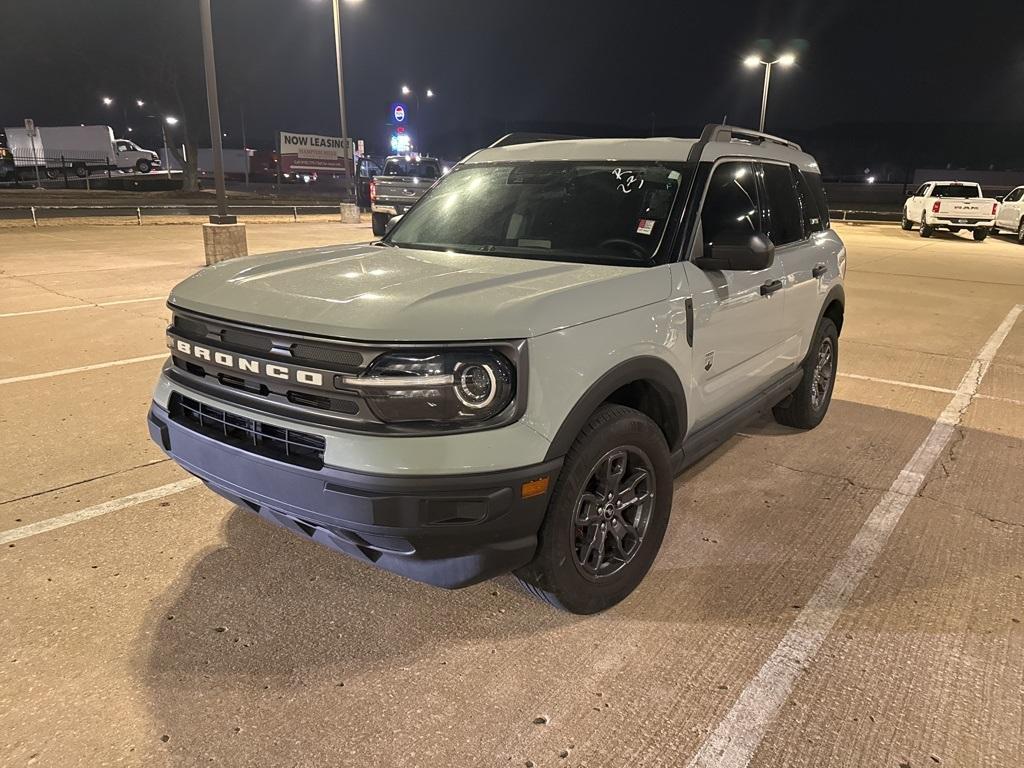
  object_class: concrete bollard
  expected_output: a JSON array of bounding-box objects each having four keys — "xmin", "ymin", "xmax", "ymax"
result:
[
  {"xmin": 340, "ymin": 203, "xmax": 361, "ymax": 224},
  {"xmin": 203, "ymin": 222, "xmax": 248, "ymax": 265}
]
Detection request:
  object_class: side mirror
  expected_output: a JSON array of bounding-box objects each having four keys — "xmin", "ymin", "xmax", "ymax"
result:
[
  {"xmin": 698, "ymin": 233, "xmax": 775, "ymax": 271},
  {"xmin": 995, "ymin": 195, "xmax": 1004, "ymax": 202},
  {"xmin": 384, "ymin": 214, "xmax": 403, "ymax": 235}
]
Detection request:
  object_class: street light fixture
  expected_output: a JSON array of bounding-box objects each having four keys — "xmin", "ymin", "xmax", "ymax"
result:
[
  {"xmin": 102, "ymin": 96, "xmax": 113, "ymax": 106},
  {"xmin": 398, "ymin": 85, "xmax": 435, "ymax": 149},
  {"xmin": 135, "ymin": 99, "xmax": 145, "ymax": 108},
  {"xmin": 743, "ymin": 52, "xmax": 797, "ymax": 132}
]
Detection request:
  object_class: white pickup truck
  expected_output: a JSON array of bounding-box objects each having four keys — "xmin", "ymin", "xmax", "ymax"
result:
[{"xmin": 901, "ymin": 181, "xmax": 998, "ymax": 240}]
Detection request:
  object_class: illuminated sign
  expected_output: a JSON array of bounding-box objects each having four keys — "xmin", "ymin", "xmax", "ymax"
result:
[
  {"xmin": 390, "ymin": 133, "xmax": 412, "ymax": 153},
  {"xmin": 394, "ymin": 104, "xmax": 406, "ymax": 122}
]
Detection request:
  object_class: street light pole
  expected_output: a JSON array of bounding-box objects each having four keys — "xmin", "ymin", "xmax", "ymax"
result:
[
  {"xmin": 744, "ymin": 52, "xmax": 796, "ymax": 132},
  {"xmin": 759, "ymin": 61, "xmax": 772, "ymax": 133},
  {"xmin": 198, "ymin": 0, "xmax": 234, "ymax": 224},
  {"xmin": 331, "ymin": 0, "xmax": 353, "ymax": 200}
]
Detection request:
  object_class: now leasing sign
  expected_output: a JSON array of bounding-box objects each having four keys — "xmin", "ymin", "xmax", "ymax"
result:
[{"xmin": 278, "ymin": 131, "xmax": 353, "ymax": 173}]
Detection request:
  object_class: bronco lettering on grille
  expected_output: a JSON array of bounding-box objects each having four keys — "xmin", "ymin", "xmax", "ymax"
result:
[{"xmin": 170, "ymin": 337, "xmax": 324, "ymax": 387}]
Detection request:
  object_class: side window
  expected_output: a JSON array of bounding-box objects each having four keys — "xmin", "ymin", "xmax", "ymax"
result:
[
  {"xmin": 116, "ymin": 141, "xmax": 130, "ymax": 152},
  {"xmin": 802, "ymin": 170, "xmax": 830, "ymax": 231},
  {"xmin": 793, "ymin": 167, "xmax": 820, "ymax": 235},
  {"xmin": 761, "ymin": 162, "xmax": 804, "ymax": 246},
  {"xmin": 700, "ymin": 161, "xmax": 761, "ymax": 257},
  {"xmin": 1006, "ymin": 188, "xmax": 1023, "ymax": 203}
]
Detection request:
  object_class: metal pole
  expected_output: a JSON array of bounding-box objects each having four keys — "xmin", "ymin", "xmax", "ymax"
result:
[
  {"xmin": 759, "ymin": 62, "xmax": 772, "ymax": 133},
  {"xmin": 162, "ymin": 126, "xmax": 170, "ymax": 176},
  {"xmin": 199, "ymin": 0, "xmax": 234, "ymax": 224},
  {"xmin": 240, "ymin": 103, "xmax": 249, "ymax": 187},
  {"xmin": 332, "ymin": 0, "xmax": 353, "ymax": 201}
]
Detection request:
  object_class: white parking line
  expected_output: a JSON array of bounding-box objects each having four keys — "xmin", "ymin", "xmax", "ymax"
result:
[
  {"xmin": 0, "ymin": 478, "xmax": 202, "ymax": 546},
  {"xmin": 0, "ymin": 296, "xmax": 164, "ymax": 318},
  {"xmin": 686, "ymin": 303, "xmax": 1023, "ymax": 768},
  {"xmin": 837, "ymin": 372, "xmax": 957, "ymax": 395},
  {"xmin": 0, "ymin": 353, "xmax": 167, "ymax": 386}
]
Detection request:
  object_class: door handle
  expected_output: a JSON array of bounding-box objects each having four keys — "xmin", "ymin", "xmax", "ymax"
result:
[
  {"xmin": 760, "ymin": 279, "xmax": 783, "ymax": 297},
  {"xmin": 812, "ymin": 263, "xmax": 827, "ymax": 278}
]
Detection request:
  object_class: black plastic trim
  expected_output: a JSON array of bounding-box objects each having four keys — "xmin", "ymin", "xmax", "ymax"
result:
[{"xmin": 544, "ymin": 357, "xmax": 687, "ymax": 460}]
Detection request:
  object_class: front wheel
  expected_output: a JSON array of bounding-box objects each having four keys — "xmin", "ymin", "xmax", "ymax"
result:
[
  {"xmin": 136, "ymin": 159, "xmax": 152, "ymax": 173},
  {"xmin": 371, "ymin": 212, "xmax": 389, "ymax": 237},
  {"xmin": 515, "ymin": 404, "xmax": 672, "ymax": 614},
  {"xmin": 900, "ymin": 211, "xmax": 913, "ymax": 231},
  {"xmin": 1017, "ymin": 219, "xmax": 1024, "ymax": 244},
  {"xmin": 773, "ymin": 317, "xmax": 838, "ymax": 430},
  {"xmin": 973, "ymin": 228, "xmax": 989, "ymax": 242}
]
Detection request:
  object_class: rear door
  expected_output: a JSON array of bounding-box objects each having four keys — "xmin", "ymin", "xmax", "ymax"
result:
[
  {"xmin": 680, "ymin": 159, "xmax": 788, "ymax": 426},
  {"xmin": 760, "ymin": 161, "xmax": 825, "ymax": 363}
]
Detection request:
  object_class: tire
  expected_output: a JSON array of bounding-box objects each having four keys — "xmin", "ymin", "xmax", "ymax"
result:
[
  {"xmin": 73, "ymin": 163, "xmax": 88, "ymax": 178},
  {"xmin": 973, "ymin": 228, "xmax": 989, "ymax": 242},
  {"xmin": 1017, "ymin": 219, "xmax": 1024, "ymax": 244},
  {"xmin": 43, "ymin": 167, "xmax": 60, "ymax": 180},
  {"xmin": 900, "ymin": 210, "xmax": 913, "ymax": 231},
  {"xmin": 773, "ymin": 317, "xmax": 838, "ymax": 430},
  {"xmin": 136, "ymin": 159, "xmax": 152, "ymax": 174},
  {"xmin": 515, "ymin": 404, "xmax": 672, "ymax": 614},
  {"xmin": 919, "ymin": 216, "xmax": 933, "ymax": 238},
  {"xmin": 371, "ymin": 212, "xmax": 389, "ymax": 237}
]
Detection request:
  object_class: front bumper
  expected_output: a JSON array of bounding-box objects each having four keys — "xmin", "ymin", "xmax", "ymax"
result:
[{"xmin": 148, "ymin": 402, "xmax": 561, "ymax": 588}]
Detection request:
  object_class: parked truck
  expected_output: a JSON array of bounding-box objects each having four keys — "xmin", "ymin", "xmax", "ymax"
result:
[
  {"xmin": 902, "ymin": 181, "xmax": 998, "ymax": 240},
  {"xmin": 2, "ymin": 125, "xmax": 160, "ymax": 180},
  {"xmin": 370, "ymin": 154, "xmax": 444, "ymax": 235}
]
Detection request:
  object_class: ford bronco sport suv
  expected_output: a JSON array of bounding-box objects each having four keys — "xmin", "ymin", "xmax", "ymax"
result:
[{"xmin": 148, "ymin": 125, "xmax": 845, "ymax": 614}]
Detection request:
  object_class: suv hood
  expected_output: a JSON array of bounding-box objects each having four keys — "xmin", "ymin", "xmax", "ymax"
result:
[{"xmin": 169, "ymin": 243, "xmax": 669, "ymax": 341}]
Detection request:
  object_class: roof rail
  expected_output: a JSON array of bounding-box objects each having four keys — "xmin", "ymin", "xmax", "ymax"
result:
[
  {"xmin": 686, "ymin": 123, "xmax": 801, "ymax": 162},
  {"xmin": 489, "ymin": 132, "xmax": 590, "ymax": 148}
]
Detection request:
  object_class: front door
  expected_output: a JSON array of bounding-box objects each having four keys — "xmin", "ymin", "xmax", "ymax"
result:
[{"xmin": 679, "ymin": 160, "xmax": 787, "ymax": 428}]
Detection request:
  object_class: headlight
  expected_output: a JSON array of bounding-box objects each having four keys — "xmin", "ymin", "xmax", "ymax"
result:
[{"xmin": 340, "ymin": 348, "xmax": 517, "ymax": 427}]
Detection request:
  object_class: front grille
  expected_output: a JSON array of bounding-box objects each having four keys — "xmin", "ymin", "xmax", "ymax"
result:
[
  {"xmin": 290, "ymin": 342, "xmax": 364, "ymax": 368},
  {"xmin": 170, "ymin": 393, "xmax": 326, "ymax": 470}
]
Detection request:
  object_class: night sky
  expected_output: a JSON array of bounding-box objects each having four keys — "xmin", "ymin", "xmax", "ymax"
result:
[{"xmin": 6, "ymin": 0, "xmax": 1024, "ymax": 165}]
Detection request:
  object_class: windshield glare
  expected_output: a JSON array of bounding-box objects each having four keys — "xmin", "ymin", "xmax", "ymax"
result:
[{"xmin": 387, "ymin": 161, "xmax": 687, "ymax": 265}]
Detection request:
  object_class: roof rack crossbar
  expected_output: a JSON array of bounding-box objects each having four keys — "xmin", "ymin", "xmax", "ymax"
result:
[
  {"xmin": 686, "ymin": 123, "xmax": 801, "ymax": 163},
  {"xmin": 489, "ymin": 132, "xmax": 591, "ymax": 148}
]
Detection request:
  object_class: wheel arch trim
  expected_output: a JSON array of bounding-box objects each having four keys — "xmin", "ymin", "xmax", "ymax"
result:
[{"xmin": 543, "ymin": 356, "xmax": 687, "ymax": 461}]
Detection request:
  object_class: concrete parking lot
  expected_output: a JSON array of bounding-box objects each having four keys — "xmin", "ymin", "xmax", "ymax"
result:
[{"xmin": 1, "ymin": 221, "xmax": 1022, "ymax": 767}]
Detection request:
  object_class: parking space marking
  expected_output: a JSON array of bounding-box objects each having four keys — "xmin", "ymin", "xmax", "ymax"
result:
[
  {"xmin": 837, "ymin": 372, "xmax": 957, "ymax": 395},
  {"xmin": 0, "ymin": 353, "xmax": 167, "ymax": 385},
  {"xmin": 0, "ymin": 478, "xmax": 201, "ymax": 545},
  {"xmin": 0, "ymin": 296, "xmax": 164, "ymax": 318},
  {"xmin": 686, "ymin": 304, "xmax": 1023, "ymax": 768}
]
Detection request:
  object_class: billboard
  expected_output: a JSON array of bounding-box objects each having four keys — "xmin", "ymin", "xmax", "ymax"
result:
[{"xmin": 278, "ymin": 131, "xmax": 353, "ymax": 173}]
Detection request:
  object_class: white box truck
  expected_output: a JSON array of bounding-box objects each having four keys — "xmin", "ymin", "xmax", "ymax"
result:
[{"xmin": 3, "ymin": 125, "xmax": 160, "ymax": 179}]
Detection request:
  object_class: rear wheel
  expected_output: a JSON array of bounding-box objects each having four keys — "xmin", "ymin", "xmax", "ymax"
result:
[
  {"xmin": 515, "ymin": 404, "xmax": 672, "ymax": 614},
  {"xmin": 1017, "ymin": 219, "xmax": 1024, "ymax": 244},
  {"xmin": 973, "ymin": 228, "xmax": 989, "ymax": 242},
  {"xmin": 371, "ymin": 212, "xmax": 389, "ymax": 237},
  {"xmin": 773, "ymin": 317, "xmax": 838, "ymax": 430},
  {"xmin": 73, "ymin": 163, "xmax": 88, "ymax": 178},
  {"xmin": 919, "ymin": 215, "xmax": 933, "ymax": 238},
  {"xmin": 43, "ymin": 167, "xmax": 60, "ymax": 180}
]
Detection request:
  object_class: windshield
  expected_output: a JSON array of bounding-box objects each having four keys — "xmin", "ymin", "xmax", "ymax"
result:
[
  {"xmin": 932, "ymin": 184, "xmax": 981, "ymax": 198},
  {"xmin": 383, "ymin": 159, "xmax": 440, "ymax": 178},
  {"xmin": 387, "ymin": 161, "xmax": 688, "ymax": 266}
]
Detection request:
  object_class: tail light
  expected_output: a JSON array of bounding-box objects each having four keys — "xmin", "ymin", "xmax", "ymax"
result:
[
  {"xmin": 369, "ymin": 179, "xmax": 376, "ymax": 202},
  {"xmin": 992, "ymin": 202, "xmax": 998, "ymax": 216},
  {"xmin": 932, "ymin": 201, "xmax": 941, "ymax": 213}
]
